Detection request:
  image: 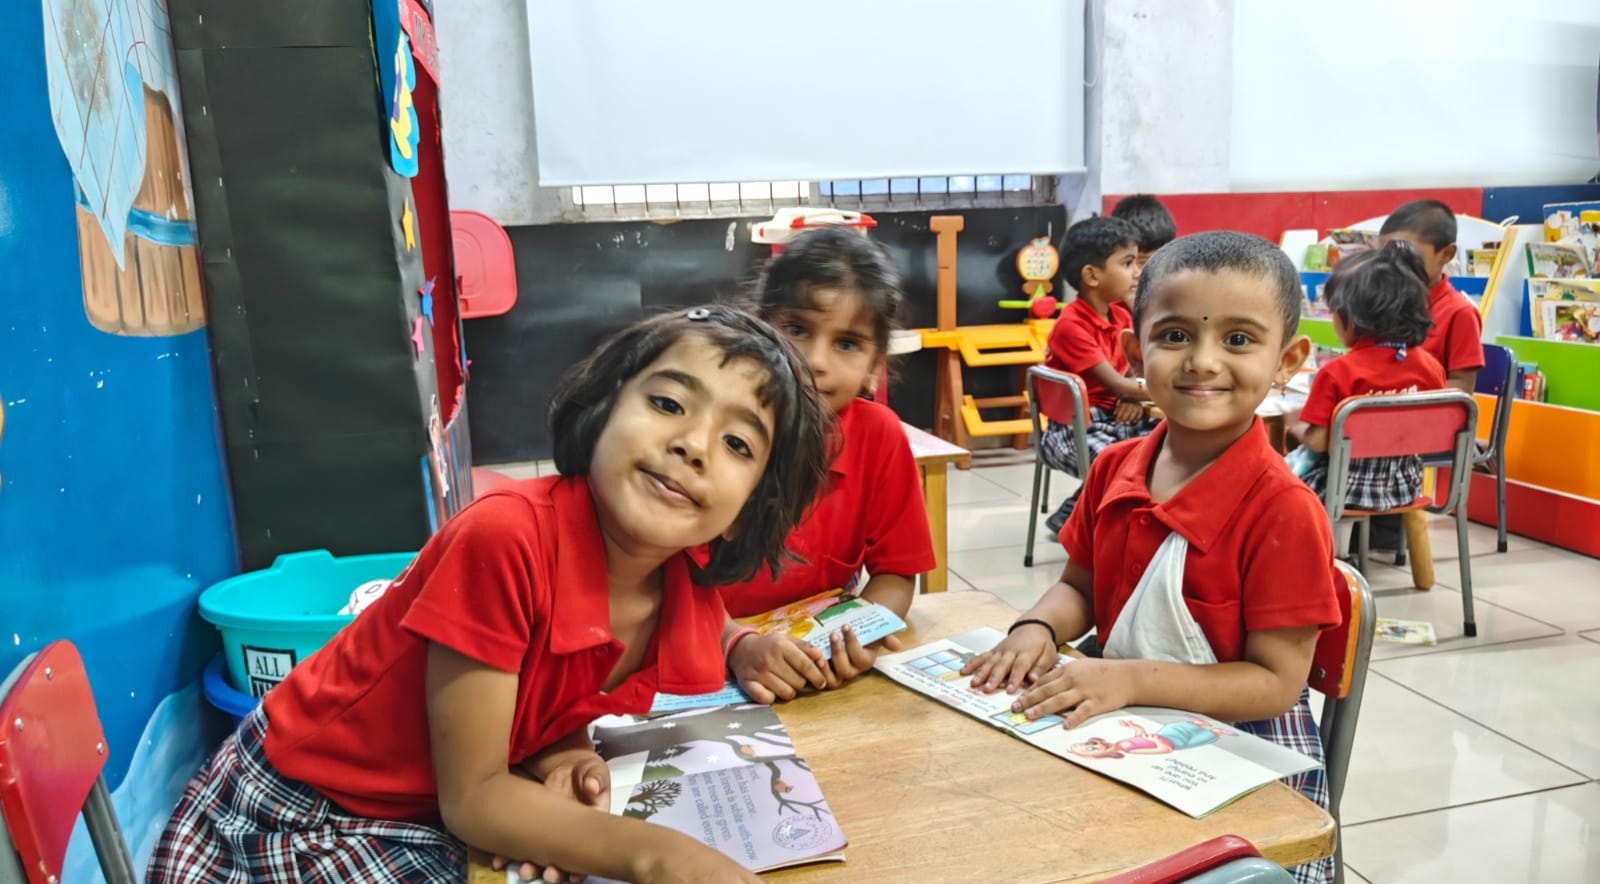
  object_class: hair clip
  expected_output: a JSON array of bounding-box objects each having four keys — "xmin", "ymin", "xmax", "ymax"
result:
[{"xmin": 686, "ymin": 307, "xmax": 712, "ymax": 321}]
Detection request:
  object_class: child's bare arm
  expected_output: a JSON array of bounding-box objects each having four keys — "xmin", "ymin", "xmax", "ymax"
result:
[
  {"xmin": 426, "ymin": 644, "xmax": 759, "ymax": 883},
  {"xmin": 1082, "ymin": 361, "xmax": 1145, "ymax": 403},
  {"xmin": 1444, "ymin": 369, "xmax": 1477, "ymax": 395},
  {"xmin": 1013, "ymin": 625, "xmax": 1318, "ymax": 726},
  {"xmin": 1297, "ymin": 423, "xmax": 1329, "ymax": 453},
  {"xmin": 961, "ymin": 561, "xmax": 1095, "ymax": 693}
]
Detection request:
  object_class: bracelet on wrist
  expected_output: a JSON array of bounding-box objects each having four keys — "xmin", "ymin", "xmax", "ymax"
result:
[
  {"xmin": 1008, "ymin": 618, "xmax": 1059, "ymax": 648},
  {"xmin": 722, "ymin": 626, "xmax": 761, "ymax": 662}
]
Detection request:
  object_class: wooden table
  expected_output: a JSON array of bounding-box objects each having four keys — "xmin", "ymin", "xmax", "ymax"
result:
[
  {"xmin": 467, "ymin": 592, "xmax": 1334, "ymax": 884},
  {"xmin": 901, "ymin": 422, "xmax": 971, "ymax": 593}
]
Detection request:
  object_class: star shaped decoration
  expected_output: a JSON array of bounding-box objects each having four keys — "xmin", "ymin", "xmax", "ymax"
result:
[
  {"xmin": 419, "ymin": 277, "xmax": 436, "ymax": 326},
  {"xmin": 401, "ymin": 199, "xmax": 415, "ymax": 250},
  {"xmin": 411, "ymin": 317, "xmax": 427, "ymax": 356},
  {"xmin": 726, "ymin": 722, "xmax": 742, "ymax": 730}
]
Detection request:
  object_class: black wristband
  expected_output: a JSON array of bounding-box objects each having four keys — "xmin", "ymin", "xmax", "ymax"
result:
[{"xmin": 1008, "ymin": 618, "xmax": 1058, "ymax": 648}]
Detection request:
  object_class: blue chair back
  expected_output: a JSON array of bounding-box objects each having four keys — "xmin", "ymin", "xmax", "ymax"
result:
[{"xmin": 1475, "ymin": 343, "xmax": 1513, "ymax": 397}]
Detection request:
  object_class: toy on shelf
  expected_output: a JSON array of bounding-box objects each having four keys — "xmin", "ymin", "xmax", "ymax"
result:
[
  {"xmin": 749, "ymin": 208, "xmax": 877, "ymax": 255},
  {"xmin": 998, "ymin": 234, "xmax": 1062, "ymax": 319},
  {"xmin": 918, "ymin": 216, "xmax": 1047, "ymax": 456}
]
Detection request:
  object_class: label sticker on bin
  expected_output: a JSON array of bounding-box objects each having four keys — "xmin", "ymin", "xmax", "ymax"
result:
[{"xmin": 243, "ymin": 645, "xmax": 299, "ymax": 697}]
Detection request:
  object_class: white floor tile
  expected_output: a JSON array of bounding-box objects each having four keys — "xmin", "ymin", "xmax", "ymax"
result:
[
  {"xmin": 943, "ymin": 466, "xmax": 1022, "ymax": 506},
  {"xmin": 972, "ymin": 460, "xmax": 1080, "ymax": 502},
  {"xmin": 946, "ymin": 544, "xmax": 1067, "ymax": 614},
  {"xmin": 1341, "ymin": 783, "xmax": 1600, "ymax": 884},
  {"xmin": 1375, "ymin": 636, "xmax": 1600, "ymax": 777},
  {"xmin": 945, "ymin": 499, "xmax": 1057, "ymax": 554},
  {"xmin": 1362, "ymin": 584, "xmax": 1562, "ymax": 661},
  {"xmin": 1344, "ymin": 869, "xmax": 1373, "ymax": 884},
  {"xmin": 1415, "ymin": 511, "xmax": 1537, "ymax": 559},
  {"xmin": 1334, "ymin": 675, "xmax": 1583, "ymax": 825},
  {"xmin": 1453, "ymin": 547, "xmax": 1600, "ymax": 633}
]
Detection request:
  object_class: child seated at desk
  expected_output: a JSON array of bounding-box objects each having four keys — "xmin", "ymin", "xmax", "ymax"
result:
[
  {"xmin": 1287, "ymin": 241, "xmax": 1445, "ymax": 512},
  {"xmin": 1039, "ymin": 216, "xmax": 1161, "ymax": 534},
  {"xmin": 146, "ymin": 308, "xmax": 830, "ymax": 884},
  {"xmin": 722, "ymin": 227, "xmax": 936, "ymax": 702},
  {"xmin": 964, "ymin": 231, "xmax": 1342, "ymax": 884}
]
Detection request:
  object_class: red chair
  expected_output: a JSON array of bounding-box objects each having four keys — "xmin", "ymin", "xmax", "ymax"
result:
[
  {"xmin": 1324, "ymin": 390, "xmax": 1479, "ymax": 636},
  {"xmin": 1311, "ymin": 561, "xmax": 1376, "ymax": 884},
  {"xmin": 1023, "ymin": 365, "xmax": 1091, "ymax": 567},
  {"xmin": 1100, "ymin": 835, "xmax": 1291, "ymax": 884},
  {"xmin": 0, "ymin": 641, "xmax": 136, "ymax": 884}
]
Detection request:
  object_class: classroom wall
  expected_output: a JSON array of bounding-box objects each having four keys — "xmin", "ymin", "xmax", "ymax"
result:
[
  {"xmin": 466, "ymin": 205, "xmax": 1069, "ymax": 463},
  {"xmin": 1, "ymin": 0, "xmax": 238, "ymax": 874}
]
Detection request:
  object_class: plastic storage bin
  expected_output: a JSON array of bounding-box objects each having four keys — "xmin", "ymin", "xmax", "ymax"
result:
[{"xmin": 198, "ymin": 549, "xmax": 415, "ymax": 698}]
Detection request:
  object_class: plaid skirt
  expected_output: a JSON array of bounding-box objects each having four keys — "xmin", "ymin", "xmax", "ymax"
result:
[
  {"xmin": 1301, "ymin": 452, "xmax": 1424, "ymax": 513},
  {"xmin": 145, "ymin": 706, "xmax": 464, "ymax": 883},
  {"xmin": 1040, "ymin": 409, "xmax": 1161, "ymax": 476},
  {"xmin": 1237, "ymin": 688, "xmax": 1333, "ymax": 884}
]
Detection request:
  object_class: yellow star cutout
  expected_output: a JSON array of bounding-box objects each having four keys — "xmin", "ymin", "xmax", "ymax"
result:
[{"xmin": 401, "ymin": 199, "xmax": 415, "ymax": 250}]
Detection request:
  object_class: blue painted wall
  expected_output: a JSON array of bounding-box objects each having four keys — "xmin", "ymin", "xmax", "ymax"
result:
[{"xmin": 0, "ymin": 0, "xmax": 238, "ymax": 802}]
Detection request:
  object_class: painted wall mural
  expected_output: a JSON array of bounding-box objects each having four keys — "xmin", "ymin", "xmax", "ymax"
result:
[{"xmin": 42, "ymin": 0, "xmax": 204, "ymax": 337}]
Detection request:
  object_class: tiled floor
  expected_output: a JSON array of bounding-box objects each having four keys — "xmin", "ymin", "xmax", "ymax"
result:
[
  {"xmin": 493, "ymin": 451, "xmax": 1600, "ymax": 881},
  {"xmin": 940, "ymin": 448, "xmax": 1600, "ymax": 883}
]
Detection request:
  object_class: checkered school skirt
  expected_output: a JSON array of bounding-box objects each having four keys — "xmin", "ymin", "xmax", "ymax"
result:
[
  {"xmin": 1040, "ymin": 409, "xmax": 1161, "ymax": 476},
  {"xmin": 145, "ymin": 706, "xmax": 464, "ymax": 883},
  {"xmin": 1238, "ymin": 688, "xmax": 1333, "ymax": 884},
  {"xmin": 1301, "ymin": 452, "xmax": 1424, "ymax": 513}
]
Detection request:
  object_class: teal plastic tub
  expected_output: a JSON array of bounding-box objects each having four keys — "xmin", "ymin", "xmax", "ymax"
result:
[{"xmin": 198, "ymin": 549, "xmax": 416, "ymax": 698}]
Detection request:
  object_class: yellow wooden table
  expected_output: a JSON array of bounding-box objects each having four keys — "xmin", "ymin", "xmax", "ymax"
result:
[
  {"xmin": 901, "ymin": 422, "xmax": 971, "ymax": 593},
  {"xmin": 468, "ymin": 592, "xmax": 1334, "ymax": 883}
]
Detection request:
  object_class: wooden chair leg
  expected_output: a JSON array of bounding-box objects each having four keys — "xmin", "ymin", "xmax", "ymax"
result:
[{"xmin": 1402, "ymin": 510, "xmax": 1434, "ymax": 590}]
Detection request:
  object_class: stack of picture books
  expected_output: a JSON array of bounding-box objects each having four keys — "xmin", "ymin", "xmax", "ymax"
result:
[
  {"xmin": 873, "ymin": 628, "xmax": 1321, "ymax": 818},
  {"xmin": 1527, "ymin": 202, "xmax": 1600, "ymax": 346}
]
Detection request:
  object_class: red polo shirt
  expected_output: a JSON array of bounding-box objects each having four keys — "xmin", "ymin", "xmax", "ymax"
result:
[
  {"xmin": 1418, "ymin": 277, "xmax": 1485, "ymax": 375},
  {"xmin": 1300, "ymin": 341, "xmax": 1445, "ymax": 428},
  {"xmin": 263, "ymin": 475, "xmax": 727, "ymax": 823},
  {"xmin": 718, "ymin": 398, "xmax": 935, "ymax": 618},
  {"xmin": 1045, "ymin": 297, "xmax": 1133, "ymax": 412},
  {"xmin": 1060, "ymin": 420, "xmax": 1341, "ymax": 663}
]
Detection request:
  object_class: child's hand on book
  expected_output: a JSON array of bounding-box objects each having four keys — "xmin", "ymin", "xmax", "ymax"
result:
[
  {"xmin": 1012, "ymin": 657, "xmax": 1138, "ymax": 728},
  {"xmin": 728, "ymin": 632, "xmax": 827, "ymax": 704},
  {"xmin": 634, "ymin": 832, "xmax": 764, "ymax": 884},
  {"xmin": 821, "ymin": 624, "xmax": 901, "ymax": 687},
  {"xmin": 961, "ymin": 625, "xmax": 1058, "ymax": 694}
]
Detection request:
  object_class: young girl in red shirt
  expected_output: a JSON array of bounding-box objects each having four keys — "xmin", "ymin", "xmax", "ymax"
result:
[
  {"xmin": 1288, "ymin": 241, "xmax": 1445, "ymax": 511},
  {"xmin": 146, "ymin": 307, "xmax": 831, "ymax": 884},
  {"xmin": 721, "ymin": 227, "xmax": 936, "ymax": 702}
]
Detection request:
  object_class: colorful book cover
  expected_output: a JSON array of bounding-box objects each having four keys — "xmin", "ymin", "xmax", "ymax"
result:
[
  {"xmin": 1467, "ymin": 248, "xmax": 1498, "ymax": 277},
  {"xmin": 1327, "ymin": 228, "xmax": 1379, "ymax": 254},
  {"xmin": 579, "ymin": 705, "xmax": 846, "ymax": 879},
  {"xmin": 1539, "ymin": 300, "xmax": 1600, "ymax": 344},
  {"xmin": 1542, "ymin": 201, "xmax": 1600, "ymax": 243},
  {"xmin": 1525, "ymin": 242, "xmax": 1592, "ymax": 279},
  {"xmin": 1528, "ymin": 280, "xmax": 1600, "ymax": 338},
  {"xmin": 1303, "ymin": 243, "xmax": 1330, "ymax": 272},
  {"xmin": 873, "ymin": 629, "xmax": 1319, "ymax": 819},
  {"xmin": 1375, "ymin": 618, "xmax": 1437, "ymax": 646},
  {"xmin": 650, "ymin": 588, "xmax": 907, "ymax": 713}
]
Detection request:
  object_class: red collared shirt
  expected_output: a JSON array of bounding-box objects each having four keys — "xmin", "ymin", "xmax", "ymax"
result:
[
  {"xmin": 1300, "ymin": 341, "xmax": 1445, "ymax": 428},
  {"xmin": 263, "ymin": 475, "xmax": 726, "ymax": 823},
  {"xmin": 1060, "ymin": 419, "xmax": 1342, "ymax": 663},
  {"xmin": 1045, "ymin": 297, "xmax": 1133, "ymax": 412},
  {"xmin": 1418, "ymin": 277, "xmax": 1485, "ymax": 375},
  {"xmin": 718, "ymin": 398, "xmax": 935, "ymax": 618}
]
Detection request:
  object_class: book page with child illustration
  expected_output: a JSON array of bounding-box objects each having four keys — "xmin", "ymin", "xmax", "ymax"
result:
[{"xmin": 873, "ymin": 628, "xmax": 1320, "ymax": 818}]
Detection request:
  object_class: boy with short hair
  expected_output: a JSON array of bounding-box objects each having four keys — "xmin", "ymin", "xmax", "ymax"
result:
[
  {"xmin": 1378, "ymin": 199, "xmax": 1485, "ymax": 393},
  {"xmin": 1111, "ymin": 194, "xmax": 1178, "ymax": 272},
  {"xmin": 968, "ymin": 231, "xmax": 1341, "ymax": 884},
  {"xmin": 1039, "ymin": 216, "xmax": 1160, "ymax": 533}
]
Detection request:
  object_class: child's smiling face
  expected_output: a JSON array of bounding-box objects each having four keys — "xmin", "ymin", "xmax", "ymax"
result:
[{"xmin": 1127, "ymin": 269, "xmax": 1308, "ymax": 439}]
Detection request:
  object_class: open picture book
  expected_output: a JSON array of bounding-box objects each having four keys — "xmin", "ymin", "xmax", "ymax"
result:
[
  {"xmin": 873, "ymin": 627, "xmax": 1320, "ymax": 818},
  {"xmin": 539, "ymin": 705, "xmax": 845, "ymax": 883},
  {"xmin": 651, "ymin": 587, "xmax": 907, "ymax": 713}
]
